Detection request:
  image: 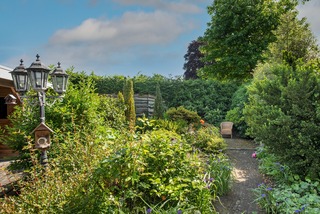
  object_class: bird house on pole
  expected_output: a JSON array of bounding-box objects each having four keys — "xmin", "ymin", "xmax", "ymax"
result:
[
  {"xmin": 31, "ymin": 122, "xmax": 54, "ymax": 149},
  {"xmin": 4, "ymin": 94, "xmax": 17, "ymax": 105}
]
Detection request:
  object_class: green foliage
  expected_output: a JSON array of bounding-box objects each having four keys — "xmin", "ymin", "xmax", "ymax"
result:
[
  {"xmin": 0, "ymin": 114, "xmax": 117, "ymax": 213},
  {"xmin": 0, "ymin": 75, "xmax": 126, "ymax": 166},
  {"xmin": 54, "ymin": 130, "xmax": 218, "ymax": 213},
  {"xmin": 87, "ymin": 73, "xmax": 237, "ymax": 125},
  {"xmin": 0, "ymin": 74, "xmax": 232, "ymax": 213},
  {"xmin": 0, "ymin": 135, "xmax": 230, "ymax": 213},
  {"xmin": 225, "ymin": 84, "xmax": 250, "ymax": 138},
  {"xmin": 254, "ymin": 147, "xmax": 320, "ymax": 213},
  {"xmin": 123, "ymin": 79, "xmax": 136, "ymax": 131},
  {"xmin": 265, "ymin": 9, "xmax": 319, "ymax": 67},
  {"xmin": 162, "ymin": 79, "xmax": 237, "ymax": 126},
  {"xmin": 244, "ymin": 62, "xmax": 320, "ymax": 178},
  {"xmin": 187, "ymin": 126, "xmax": 227, "ymax": 154},
  {"xmin": 165, "ymin": 106, "xmax": 201, "ymax": 124},
  {"xmin": 256, "ymin": 146, "xmax": 291, "ymax": 184},
  {"xmin": 154, "ymin": 119, "xmax": 189, "ymax": 135},
  {"xmin": 200, "ymin": 0, "xmax": 282, "ymax": 81},
  {"xmin": 0, "ymin": 67, "xmax": 233, "ymax": 213},
  {"xmin": 153, "ymin": 84, "xmax": 165, "ymax": 119},
  {"xmin": 0, "ymin": 97, "xmax": 38, "ymax": 162},
  {"xmin": 206, "ymin": 153, "xmax": 232, "ymax": 196},
  {"xmin": 135, "ymin": 116, "xmax": 158, "ymax": 134}
]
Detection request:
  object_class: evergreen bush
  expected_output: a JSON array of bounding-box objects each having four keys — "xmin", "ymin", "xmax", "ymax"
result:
[
  {"xmin": 244, "ymin": 63, "xmax": 320, "ymax": 178},
  {"xmin": 187, "ymin": 126, "xmax": 227, "ymax": 153},
  {"xmin": 225, "ymin": 84, "xmax": 250, "ymax": 138},
  {"xmin": 123, "ymin": 79, "xmax": 136, "ymax": 131},
  {"xmin": 153, "ymin": 84, "xmax": 165, "ymax": 119},
  {"xmin": 165, "ymin": 106, "xmax": 201, "ymax": 124},
  {"xmin": 70, "ymin": 72, "xmax": 238, "ymax": 125}
]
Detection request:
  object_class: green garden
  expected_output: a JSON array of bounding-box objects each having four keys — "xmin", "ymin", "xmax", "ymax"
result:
[{"xmin": 1, "ymin": 0, "xmax": 320, "ymax": 213}]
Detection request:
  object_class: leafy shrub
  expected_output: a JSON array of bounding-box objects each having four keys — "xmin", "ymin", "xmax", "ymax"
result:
[
  {"xmin": 0, "ymin": 76, "xmax": 126, "ymax": 167},
  {"xmin": 135, "ymin": 116, "xmax": 158, "ymax": 134},
  {"xmin": 0, "ymin": 74, "xmax": 233, "ymax": 213},
  {"xmin": 256, "ymin": 145, "xmax": 291, "ymax": 184},
  {"xmin": 73, "ymin": 72, "xmax": 238, "ymax": 125},
  {"xmin": 203, "ymin": 108, "xmax": 224, "ymax": 127},
  {"xmin": 154, "ymin": 119, "xmax": 189, "ymax": 134},
  {"xmin": 244, "ymin": 63, "xmax": 320, "ymax": 178},
  {"xmin": 206, "ymin": 153, "xmax": 232, "ymax": 195},
  {"xmin": 254, "ymin": 179, "xmax": 320, "ymax": 213},
  {"xmin": 187, "ymin": 126, "xmax": 227, "ymax": 153},
  {"xmin": 225, "ymin": 84, "xmax": 250, "ymax": 138},
  {"xmin": 63, "ymin": 129, "xmax": 218, "ymax": 213},
  {"xmin": 165, "ymin": 106, "xmax": 201, "ymax": 124},
  {"xmin": 0, "ymin": 120, "xmax": 112, "ymax": 213},
  {"xmin": 254, "ymin": 144, "xmax": 320, "ymax": 213}
]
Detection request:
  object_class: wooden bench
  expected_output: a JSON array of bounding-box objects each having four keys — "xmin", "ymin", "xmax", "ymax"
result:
[{"xmin": 220, "ymin": 122, "xmax": 233, "ymax": 138}]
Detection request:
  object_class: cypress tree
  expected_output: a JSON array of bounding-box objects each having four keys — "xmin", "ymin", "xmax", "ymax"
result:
[
  {"xmin": 123, "ymin": 79, "xmax": 136, "ymax": 131},
  {"xmin": 153, "ymin": 83, "xmax": 165, "ymax": 119}
]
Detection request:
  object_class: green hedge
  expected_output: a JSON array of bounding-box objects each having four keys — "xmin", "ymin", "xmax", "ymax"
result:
[
  {"xmin": 69, "ymin": 72, "xmax": 239, "ymax": 125},
  {"xmin": 244, "ymin": 63, "xmax": 320, "ymax": 179}
]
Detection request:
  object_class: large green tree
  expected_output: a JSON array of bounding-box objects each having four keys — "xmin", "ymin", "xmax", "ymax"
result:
[
  {"xmin": 265, "ymin": 9, "xmax": 319, "ymax": 67},
  {"xmin": 199, "ymin": 0, "xmax": 284, "ymax": 81}
]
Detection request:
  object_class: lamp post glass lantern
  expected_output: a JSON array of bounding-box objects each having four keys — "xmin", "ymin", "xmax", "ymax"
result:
[
  {"xmin": 10, "ymin": 59, "xmax": 29, "ymax": 93},
  {"xmin": 11, "ymin": 54, "xmax": 68, "ymax": 167},
  {"xmin": 27, "ymin": 54, "xmax": 51, "ymax": 92},
  {"xmin": 51, "ymin": 62, "xmax": 69, "ymax": 94}
]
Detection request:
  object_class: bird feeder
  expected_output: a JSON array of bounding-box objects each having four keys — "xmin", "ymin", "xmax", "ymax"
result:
[
  {"xmin": 5, "ymin": 94, "xmax": 17, "ymax": 105},
  {"xmin": 31, "ymin": 122, "xmax": 54, "ymax": 149}
]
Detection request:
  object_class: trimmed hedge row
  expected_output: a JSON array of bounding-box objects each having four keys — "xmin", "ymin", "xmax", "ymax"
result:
[{"xmin": 68, "ymin": 72, "xmax": 239, "ymax": 125}]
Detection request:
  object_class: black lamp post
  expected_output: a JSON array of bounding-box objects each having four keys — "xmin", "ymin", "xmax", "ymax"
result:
[
  {"xmin": 10, "ymin": 54, "xmax": 69, "ymax": 166},
  {"xmin": 10, "ymin": 59, "xmax": 29, "ymax": 93},
  {"xmin": 50, "ymin": 62, "xmax": 69, "ymax": 94}
]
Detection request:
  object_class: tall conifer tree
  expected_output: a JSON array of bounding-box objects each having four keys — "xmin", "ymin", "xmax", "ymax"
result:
[
  {"xmin": 123, "ymin": 79, "xmax": 136, "ymax": 131},
  {"xmin": 153, "ymin": 84, "xmax": 165, "ymax": 119}
]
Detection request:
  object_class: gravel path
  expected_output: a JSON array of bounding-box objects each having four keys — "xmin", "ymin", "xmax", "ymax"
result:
[{"xmin": 215, "ymin": 138, "xmax": 266, "ymax": 214}]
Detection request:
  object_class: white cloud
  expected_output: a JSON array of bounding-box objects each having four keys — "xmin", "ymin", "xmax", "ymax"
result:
[
  {"xmin": 49, "ymin": 10, "xmax": 189, "ymax": 47},
  {"xmin": 45, "ymin": 9, "xmax": 194, "ymax": 75}
]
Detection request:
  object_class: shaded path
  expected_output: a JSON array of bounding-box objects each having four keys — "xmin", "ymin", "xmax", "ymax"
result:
[
  {"xmin": 215, "ymin": 138, "xmax": 265, "ymax": 214},
  {"xmin": 0, "ymin": 161, "xmax": 24, "ymax": 197}
]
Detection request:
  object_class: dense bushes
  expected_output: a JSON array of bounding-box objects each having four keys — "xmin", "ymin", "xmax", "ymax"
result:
[
  {"xmin": 186, "ymin": 126, "xmax": 227, "ymax": 153},
  {"xmin": 69, "ymin": 72, "xmax": 238, "ymax": 125},
  {"xmin": 225, "ymin": 84, "xmax": 249, "ymax": 138},
  {"xmin": 165, "ymin": 106, "xmax": 201, "ymax": 124},
  {"xmin": 253, "ymin": 146, "xmax": 320, "ymax": 213},
  {"xmin": 0, "ymin": 76, "xmax": 125, "ymax": 163},
  {"xmin": 244, "ymin": 63, "xmax": 320, "ymax": 178},
  {"xmin": 0, "ymin": 75, "xmax": 231, "ymax": 213}
]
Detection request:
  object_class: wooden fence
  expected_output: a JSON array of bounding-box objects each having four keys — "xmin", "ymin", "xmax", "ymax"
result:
[{"xmin": 134, "ymin": 94, "xmax": 155, "ymax": 118}]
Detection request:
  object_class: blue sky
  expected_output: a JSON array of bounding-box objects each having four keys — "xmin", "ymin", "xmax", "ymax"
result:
[{"xmin": 1, "ymin": 0, "xmax": 319, "ymax": 78}]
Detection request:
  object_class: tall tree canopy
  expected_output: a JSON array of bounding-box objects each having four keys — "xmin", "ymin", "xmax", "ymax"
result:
[
  {"xmin": 265, "ymin": 9, "xmax": 319, "ymax": 67},
  {"xmin": 199, "ymin": 0, "xmax": 285, "ymax": 81},
  {"xmin": 183, "ymin": 38, "xmax": 205, "ymax": 80}
]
